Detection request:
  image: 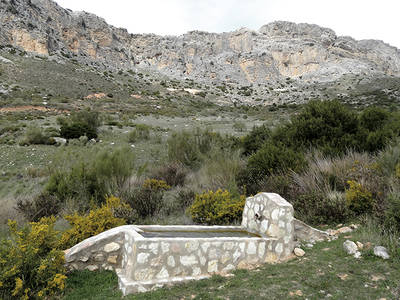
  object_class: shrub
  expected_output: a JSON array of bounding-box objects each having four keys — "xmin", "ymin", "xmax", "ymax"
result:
[
  {"xmin": 167, "ymin": 131, "xmax": 202, "ymax": 168},
  {"xmin": 127, "ymin": 179, "xmax": 171, "ymax": 218},
  {"xmin": 60, "ymin": 122, "xmax": 97, "ymax": 140},
  {"xmin": 359, "ymin": 106, "xmax": 390, "ymax": 132},
  {"xmin": 232, "ymin": 121, "xmax": 246, "ymax": 132},
  {"xmin": 378, "ymin": 143, "xmax": 400, "ymax": 177},
  {"xmin": 243, "ymin": 142, "xmax": 307, "ymax": 190},
  {"xmin": 188, "ymin": 189, "xmax": 245, "ymax": 225},
  {"xmin": 0, "ymin": 217, "xmax": 66, "ymax": 299},
  {"xmin": 151, "ymin": 162, "xmax": 187, "ymax": 187},
  {"xmin": 292, "ymin": 190, "xmax": 350, "ymax": 225},
  {"xmin": 345, "ymin": 180, "xmax": 374, "ymax": 215},
  {"xmin": 128, "ymin": 124, "xmax": 151, "ymax": 143},
  {"xmin": 177, "ymin": 187, "xmax": 196, "ymax": 209},
  {"xmin": 196, "ymin": 150, "xmax": 243, "ymax": 192},
  {"xmin": 45, "ymin": 147, "xmax": 135, "ymax": 209},
  {"xmin": 59, "ymin": 110, "xmax": 100, "ymax": 140},
  {"xmin": 287, "ymin": 100, "xmax": 359, "ymax": 155},
  {"xmin": 241, "ymin": 124, "xmax": 271, "ymax": 156},
  {"xmin": 19, "ymin": 126, "xmax": 54, "ymax": 146},
  {"xmin": 93, "ymin": 147, "xmax": 135, "ymax": 194},
  {"xmin": 167, "ymin": 129, "xmax": 239, "ymax": 169},
  {"xmin": 16, "ymin": 192, "xmax": 61, "ymax": 221},
  {"xmin": 59, "ymin": 196, "xmax": 127, "ymax": 249},
  {"xmin": 384, "ymin": 193, "xmax": 400, "ymax": 231},
  {"xmin": 45, "ymin": 162, "xmax": 102, "ymax": 210}
]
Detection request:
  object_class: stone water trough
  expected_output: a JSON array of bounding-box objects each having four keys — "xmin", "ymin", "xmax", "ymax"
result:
[{"xmin": 64, "ymin": 193, "xmax": 329, "ymax": 295}]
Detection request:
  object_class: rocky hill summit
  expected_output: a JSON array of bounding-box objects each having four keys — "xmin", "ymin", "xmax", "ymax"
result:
[{"xmin": 1, "ymin": 0, "xmax": 400, "ymax": 104}]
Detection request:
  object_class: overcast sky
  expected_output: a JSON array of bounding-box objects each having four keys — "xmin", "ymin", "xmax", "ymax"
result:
[{"xmin": 55, "ymin": 0, "xmax": 400, "ymax": 49}]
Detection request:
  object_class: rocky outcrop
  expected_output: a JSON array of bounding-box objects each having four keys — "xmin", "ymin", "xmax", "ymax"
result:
[{"xmin": 1, "ymin": 0, "xmax": 400, "ymax": 89}]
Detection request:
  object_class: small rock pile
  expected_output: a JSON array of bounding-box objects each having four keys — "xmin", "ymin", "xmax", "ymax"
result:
[{"xmin": 343, "ymin": 240, "xmax": 390, "ymax": 260}]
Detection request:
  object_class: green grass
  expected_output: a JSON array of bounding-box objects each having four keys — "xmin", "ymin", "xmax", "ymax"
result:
[{"xmin": 63, "ymin": 234, "xmax": 400, "ymax": 299}]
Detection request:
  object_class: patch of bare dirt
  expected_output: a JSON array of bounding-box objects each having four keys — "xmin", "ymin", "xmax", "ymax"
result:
[
  {"xmin": 0, "ymin": 106, "xmax": 68, "ymax": 113},
  {"xmin": 85, "ymin": 93, "xmax": 106, "ymax": 99}
]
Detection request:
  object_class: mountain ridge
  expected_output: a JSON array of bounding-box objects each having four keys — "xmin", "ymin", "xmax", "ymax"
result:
[{"xmin": 1, "ymin": 0, "xmax": 400, "ymax": 105}]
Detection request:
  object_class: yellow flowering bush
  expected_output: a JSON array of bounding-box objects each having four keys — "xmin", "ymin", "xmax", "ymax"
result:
[
  {"xmin": 59, "ymin": 196, "xmax": 126, "ymax": 249},
  {"xmin": 345, "ymin": 180, "xmax": 374, "ymax": 214},
  {"xmin": 188, "ymin": 189, "xmax": 246, "ymax": 225},
  {"xmin": 395, "ymin": 162, "xmax": 400, "ymax": 179},
  {"xmin": 142, "ymin": 178, "xmax": 171, "ymax": 190},
  {"xmin": 0, "ymin": 217, "xmax": 66, "ymax": 299}
]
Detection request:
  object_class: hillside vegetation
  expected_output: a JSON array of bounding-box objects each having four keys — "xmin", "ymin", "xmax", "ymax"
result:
[{"xmin": 1, "ymin": 42, "xmax": 400, "ymax": 299}]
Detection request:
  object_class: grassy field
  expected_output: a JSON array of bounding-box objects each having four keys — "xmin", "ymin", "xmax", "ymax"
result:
[
  {"xmin": 63, "ymin": 228, "xmax": 400, "ymax": 300},
  {"xmin": 0, "ymin": 107, "xmax": 287, "ymax": 236}
]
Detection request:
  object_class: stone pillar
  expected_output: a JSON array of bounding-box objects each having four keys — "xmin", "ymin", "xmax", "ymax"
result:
[{"xmin": 241, "ymin": 193, "xmax": 294, "ymax": 258}]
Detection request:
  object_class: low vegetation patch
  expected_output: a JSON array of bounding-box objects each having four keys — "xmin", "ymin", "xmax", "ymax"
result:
[
  {"xmin": 188, "ymin": 189, "xmax": 245, "ymax": 225},
  {"xmin": 0, "ymin": 217, "xmax": 66, "ymax": 299}
]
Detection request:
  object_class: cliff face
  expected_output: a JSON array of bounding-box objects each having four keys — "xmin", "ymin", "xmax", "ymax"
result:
[{"xmin": 1, "ymin": 0, "xmax": 400, "ymax": 86}]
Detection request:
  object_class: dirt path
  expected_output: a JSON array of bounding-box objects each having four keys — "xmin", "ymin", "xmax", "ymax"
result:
[{"xmin": 0, "ymin": 105, "xmax": 68, "ymax": 113}]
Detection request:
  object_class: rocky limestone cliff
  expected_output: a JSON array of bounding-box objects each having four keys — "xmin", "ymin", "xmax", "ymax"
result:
[{"xmin": 1, "ymin": 0, "xmax": 400, "ymax": 88}]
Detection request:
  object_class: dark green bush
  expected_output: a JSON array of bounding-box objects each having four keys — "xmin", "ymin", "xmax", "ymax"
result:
[
  {"xmin": 357, "ymin": 107, "xmax": 400, "ymax": 153},
  {"xmin": 288, "ymin": 100, "xmax": 359, "ymax": 155},
  {"xmin": 359, "ymin": 106, "xmax": 390, "ymax": 131},
  {"xmin": 243, "ymin": 101, "xmax": 400, "ymax": 158},
  {"xmin": 238, "ymin": 142, "xmax": 306, "ymax": 195},
  {"xmin": 247, "ymin": 142, "xmax": 307, "ymax": 180},
  {"xmin": 242, "ymin": 124, "xmax": 271, "ymax": 156},
  {"xmin": 60, "ymin": 123, "xmax": 97, "ymax": 140},
  {"xmin": 59, "ymin": 110, "xmax": 100, "ymax": 140}
]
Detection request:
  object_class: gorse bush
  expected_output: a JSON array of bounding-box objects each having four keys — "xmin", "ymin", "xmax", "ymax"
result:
[
  {"xmin": 59, "ymin": 196, "xmax": 127, "ymax": 249},
  {"xmin": 345, "ymin": 180, "xmax": 374, "ymax": 215},
  {"xmin": 0, "ymin": 217, "xmax": 66, "ymax": 299},
  {"xmin": 188, "ymin": 189, "xmax": 245, "ymax": 225}
]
